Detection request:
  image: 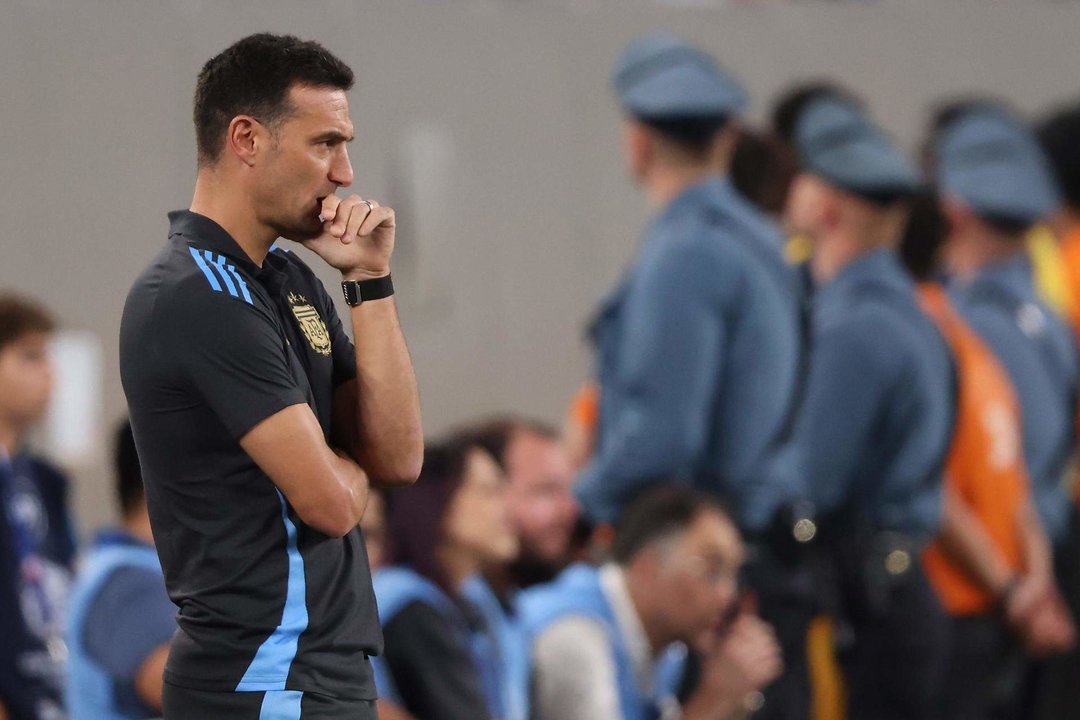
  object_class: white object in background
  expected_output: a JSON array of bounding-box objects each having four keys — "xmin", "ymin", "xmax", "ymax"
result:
[
  {"xmin": 397, "ymin": 120, "xmax": 456, "ymax": 310},
  {"xmin": 44, "ymin": 331, "xmax": 103, "ymax": 468}
]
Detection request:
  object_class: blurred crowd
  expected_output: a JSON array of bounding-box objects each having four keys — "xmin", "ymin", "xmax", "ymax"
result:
[{"xmin": 5, "ymin": 29, "xmax": 1080, "ymax": 720}]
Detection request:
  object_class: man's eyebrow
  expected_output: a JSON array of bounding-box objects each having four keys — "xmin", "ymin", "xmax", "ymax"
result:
[{"xmin": 313, "ymin": 130, "xmax": 354, "ymax": 143}]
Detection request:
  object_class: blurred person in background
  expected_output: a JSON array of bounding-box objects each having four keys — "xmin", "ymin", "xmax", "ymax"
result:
[
  {"xmin": 0, "ymin": 294, "xmax": 75, "ymax": 720},
  {"xmin": 729, "ymin": 127, "xmax": 798, "ymax": 223},
  {"xmin": 929, "ymin": 100, "xmax": 1080, "ymax": 720},
  {"xmin": 785, "ymin": 94, "xmax": 956, "ymax": 720},
  {"xmin": 521, "ymin": 486, "xmax": 782, "ymax": 720},
  {"xmin": 66, "ymin": 421, "xmax": 176, "ymax": 720},
  {"xmin": 770, "ymin": 82, "xmax": 861, "ymax": 267},
  {"xmin": 899, "ymin": 193, "xmax": 1074, "ymax": 720},
  {"xmin": 373, "ymin": 438, "xmax": 526, "ymax": 720},
  {"xmin": 573, "ymin": 33, "xmax": 811, "ymax": 719},
  {"xmin": 1039, "ymin": 102, "xmax": 1080, "ymax": 339},
  {"xmin": 1034, "ymin": 99, "xmax": 1080, "ymax": 720},
  {"xmin": 461, "ymin": 417, "xmax": 579, "ymax": 591}
]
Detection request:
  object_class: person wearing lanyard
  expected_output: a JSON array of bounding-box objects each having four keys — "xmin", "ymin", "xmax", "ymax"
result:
[{"xmin": 0, "ymin": 294, "xmax": 77, "ymax": 720}]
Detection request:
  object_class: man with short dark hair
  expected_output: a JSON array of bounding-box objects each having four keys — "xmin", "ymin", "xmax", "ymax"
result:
[
  {"xmin": 521, "ymin": 486, "xmax": 782, "ymax": 720},
  {"xmin": 66, "ymin": 421, "xmax": 175, "ymax": 719},
  {"xmin": 120, "ymin": 33, "xmax": 423, "ymax": 719},
  {"xmin": 0, "ymin": 294, "xmax": 75, "ymax": 720}
]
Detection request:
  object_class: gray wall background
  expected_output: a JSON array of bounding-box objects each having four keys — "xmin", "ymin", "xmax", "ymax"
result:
[{"xmin": 2, "ymin": 0, "xmax": 1078, "ymax": 535}]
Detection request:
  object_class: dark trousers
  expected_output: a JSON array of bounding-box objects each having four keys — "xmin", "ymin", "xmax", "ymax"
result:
[
  {"xmin": 940, "ymin": 614, "xmax": 1024, "ymax": 720},
  {"xmin": 838, "ymin": 561, "xmax": 952, "ymax": 720},
  {"xmin": 745, "ymin": 551, "xmax": 818, "ymax": 720},
  {"xmin": 1030, "ymin": 508, "xmax": 1080, "ymax": 720},
  {"xmin": 162, "ymin": 683, "xmax": 378, "ymax": 719}
]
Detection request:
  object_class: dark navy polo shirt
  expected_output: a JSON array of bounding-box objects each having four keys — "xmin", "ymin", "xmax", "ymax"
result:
[{"xmin": 119, "ymin": 211, "xmax": 379, "ymax": 700}]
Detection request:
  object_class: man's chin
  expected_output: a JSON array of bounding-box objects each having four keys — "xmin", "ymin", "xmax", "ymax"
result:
[{"xmin": 276, "ymin": 223, "xmax": 323, "ymax": 243}]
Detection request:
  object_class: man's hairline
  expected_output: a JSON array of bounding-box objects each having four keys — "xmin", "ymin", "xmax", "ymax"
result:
[{"xmin": 197, "ymin": 80, "xmax": 352, "ymax": 167}]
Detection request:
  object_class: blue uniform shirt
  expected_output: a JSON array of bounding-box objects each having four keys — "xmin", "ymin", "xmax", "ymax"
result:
[
  {"xmin": 0, "ymin": 451, "xmax": 75, "ymax": 720},
  {"xmin": 949, "ymin": 254, "xmax": 1079, "ymax": 544},
  {"xmin": 66, "ymin": 530, "xmax": 175, "ymax": 720},
  {"xmin": 795, "ymin": 249, "xmax": 954, "ymax": 538},
  {"xmin": 576, "ymin": 176, "xmax": 805, "ymax": 531}
]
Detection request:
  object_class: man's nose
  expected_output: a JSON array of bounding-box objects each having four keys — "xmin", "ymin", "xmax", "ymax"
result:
[{"xmin": 330, "ymin": 148, "xmax": 354, "ymax": 187}]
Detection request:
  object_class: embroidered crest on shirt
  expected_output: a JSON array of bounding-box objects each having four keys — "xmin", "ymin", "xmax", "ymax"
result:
[{"xmin": 288, "ymin": 293, "xmax": 332, "ymax": 356}]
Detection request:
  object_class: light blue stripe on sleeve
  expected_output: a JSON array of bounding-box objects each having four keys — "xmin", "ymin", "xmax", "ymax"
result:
[
  {"xmin": 259, "ymin": 690, "xmax": 304, "ymax": 719},
  {"xmin": 226, "ymin": 264, "xmax": 254, "ymax": 304},
  {"xmin": 188, "ymin": 247, "xmax": 222, "ymax": 291},
  {"xmin": 204, "ymin": 251, "xmax": 239, "ymax": 298},
  {"xmin": 235, "ymin": 491, "xmax": 309, "ymax": 691}
]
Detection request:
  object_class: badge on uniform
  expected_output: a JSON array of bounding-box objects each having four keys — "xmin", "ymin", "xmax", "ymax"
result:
[{"xmin": 287, "ymin": 293, "xmax": 332, "ymax": 356}]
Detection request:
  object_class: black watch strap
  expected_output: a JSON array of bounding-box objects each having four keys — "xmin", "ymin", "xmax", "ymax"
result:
[{"xmin": 342, "ymin": 274, "xmax": 394, "ymax": 306}]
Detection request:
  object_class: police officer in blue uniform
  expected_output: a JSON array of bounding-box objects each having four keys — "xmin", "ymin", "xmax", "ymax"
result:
[
  {"xmin": 574, "ymin": 33, "xmax": 811, "ymax": 719},
  {"xmin": 931, "ymin": 101, "xmax": 1080, "ymax": 720},
  {"xmin": 933, "ymin": 102, "xmax": 1077, "ymax": 550},
  {"xmin": 785, "ymin": 95, "xmax": 956, "ymax": 720}
]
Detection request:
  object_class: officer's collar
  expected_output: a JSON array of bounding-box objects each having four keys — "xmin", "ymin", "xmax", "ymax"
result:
[
  {"xmin": 657, "ymin": 174, "xmax": 723, "ymax": 221},
  {"xmin": 967, "ymin": 251, "xmax": 1032, "ymax": 295},
  {"xmin": 168, "ymin": 210, "xmax": 265, "ymax": 275},
  {"xmin": 826, "ymin": 247, "xmax": 905, "ymax": 292}
]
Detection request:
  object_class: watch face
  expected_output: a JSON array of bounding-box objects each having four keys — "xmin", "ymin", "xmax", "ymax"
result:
[{"xmin": 342, "ymin": 282, "xmax": 360, "ymax": 306}]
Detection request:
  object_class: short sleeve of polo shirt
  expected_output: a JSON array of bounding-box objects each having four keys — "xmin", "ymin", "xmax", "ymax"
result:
[{"xmin": 163, "ymin": 287, "xmax": 309, "ymax": 440}]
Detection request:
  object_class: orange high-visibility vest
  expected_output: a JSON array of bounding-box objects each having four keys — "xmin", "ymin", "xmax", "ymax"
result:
[
  {"xmin": 920, "ymin": 284, "xmax": 1029, "ymax": 616},
  {"xmin": 1057, "ymin": 224, "xmax": 1080, "ymax": 508}
]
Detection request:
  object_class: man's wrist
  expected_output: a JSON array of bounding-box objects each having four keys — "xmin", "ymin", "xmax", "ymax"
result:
[
  {"xmin": 342, "ymin": 274, "xmax": 394, "ymax": 307},
  {"xmin": 341, "ymin": 267, "xmax": 390, "ymax": 282},
  {"xmin": 995, "ymin": 573, "xmax": 1022, "ymax": 607}
]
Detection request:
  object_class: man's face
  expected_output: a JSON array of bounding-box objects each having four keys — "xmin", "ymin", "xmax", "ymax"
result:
[
  {"xmin": 654, "ymin": 510, "xmax": 743, "ymax": 644},
  {"xmin": 622, "ymin": 119, "xmax": 651, "ymax": 183},
  {"xmin": 255, "ymin": 84, "xmax": 356, "ymax": 241},
  {"xmin": 503, "ymin": 430, "xmax": 579, "ymax": 567},
  {"xmin": 783, "ymin": 172, "xmax": 829, "ymax": 239},
  {"xmin": 0, "ymin": 333, "xmax": 54, "ymax": 430}
]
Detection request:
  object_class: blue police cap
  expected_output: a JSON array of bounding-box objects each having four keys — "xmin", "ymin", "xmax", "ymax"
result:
[
  {"xmin": 795, "ymin": 95, "xmax": 921, "ymax": 199},
  {"xmin": 935, "ymin": 104, "xmax": 1061, "ymax": 224},
  {"xmin": 613, "ymin": 32, "xmax": 748, "ymax": 120}
]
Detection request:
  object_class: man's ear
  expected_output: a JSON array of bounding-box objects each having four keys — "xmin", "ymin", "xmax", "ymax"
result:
[
  {"xmin": 819, "ymin": 183, "xmax": 845, "ymax": 230},
  {"xmin": 225, "ymin": 115, "xmax": 262, "ymax": 168},
  {"xmin": 941, "ymin": 195, "xmax": 975, "ymax": 238}
]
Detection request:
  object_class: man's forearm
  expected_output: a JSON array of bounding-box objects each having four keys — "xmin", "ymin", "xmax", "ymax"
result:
[
  {"xmin": 936, "ymin": 487, "xmax": 1015, "ymax": 595},
  {"xmin": 1017, "ymin": 500, "xmax": 1053, "ymax": 580},
  {"xmin": 348, "ymin": 297, "xmax": 423, "ymax": 485}
]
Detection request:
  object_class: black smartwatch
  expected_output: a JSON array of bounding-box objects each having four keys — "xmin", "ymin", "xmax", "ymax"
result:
[{"xmin": 342, "ymin": 274, "xmax": 394, "ymax": 306}]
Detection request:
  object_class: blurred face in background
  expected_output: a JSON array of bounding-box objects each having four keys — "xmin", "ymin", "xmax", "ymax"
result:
[
  {"xmin": 443, "ymin": 448, "xmax": 519, "ymax": 566},
  {"xmin": 0, "ymin": 332, "xmax": 54, "ymax": 433},
  {"xmin": 783, "ymin": 172, "xmax": 833, "ymax": 241},
  {"xmin": 650, "ymin": 510, "xmax": 743, "ymax": 645},
  {"xmin": 503, "ymin": 430, "xmax": 579, "ymax": 568}
]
